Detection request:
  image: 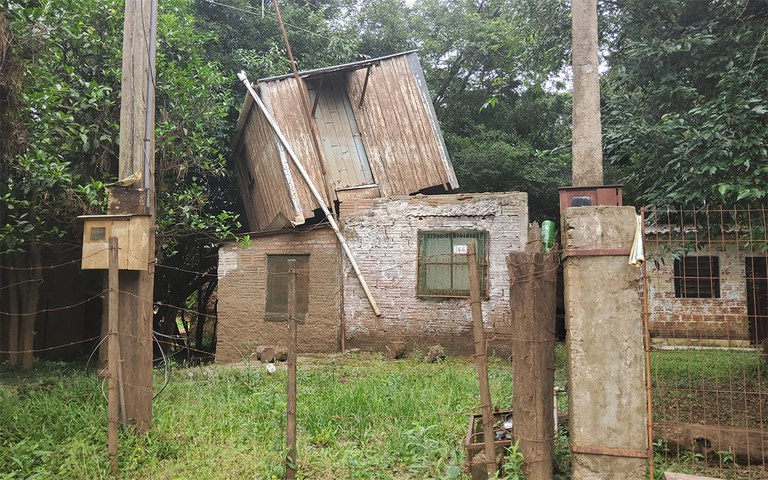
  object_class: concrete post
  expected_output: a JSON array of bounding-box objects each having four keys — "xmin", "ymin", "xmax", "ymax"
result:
[
  {"xmin": 571, "ymin": 0, "xmax": 603, "ymax": 186},
  {"xmin": 562, "ymin": 206, "xmax": 648, "ymax": 479}
]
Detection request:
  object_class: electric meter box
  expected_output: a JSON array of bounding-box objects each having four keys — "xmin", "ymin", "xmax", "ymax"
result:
[
  {"xmin": 79, "ymin": 214, "xmax": 150, "ymax": 270},
  {"xmin": 558, "ymin": 185, "xmax": 623, "ymax": 212}
]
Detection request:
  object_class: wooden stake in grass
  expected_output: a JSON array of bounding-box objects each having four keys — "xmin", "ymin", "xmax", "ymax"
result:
[
  {"xmin": 107, "ymin": 237, "xmax": 120, "ymax": 476},
  {"xmin": 286, "ymin": 259, "xmax": 298, "ymax": 480},
  {"xmin": 467, "ymin": 243, "xmax": 496, "ymax": 478}
]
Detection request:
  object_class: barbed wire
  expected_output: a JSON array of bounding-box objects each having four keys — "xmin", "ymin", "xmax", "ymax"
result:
[
  {"xmin": 0, "ymin": 291, "xmax": 107, "ymax": 317},
  {"xmin": 0, "ymin": 277, "xmax": 44, "ymax": 291},
  {"xmin": 0, "ymin": 335, "xmax": 101, "ymax": 355},
  {"xmin": 0, "ymin": 248, "xmax": 108, "ymax": 271}
]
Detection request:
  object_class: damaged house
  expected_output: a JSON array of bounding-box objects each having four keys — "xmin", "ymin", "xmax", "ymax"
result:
[{"xmin": 216, "ymin": 51, "xmax": 528, "ymax": 361}]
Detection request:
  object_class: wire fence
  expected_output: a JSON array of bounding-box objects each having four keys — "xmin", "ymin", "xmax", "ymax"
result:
[{"xmin": 644, "ymin": 206, "xmax": 768, "ymax": 477}]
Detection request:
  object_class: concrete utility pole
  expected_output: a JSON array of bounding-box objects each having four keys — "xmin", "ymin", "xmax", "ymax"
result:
[
  {"xmin": 571, "ymin": 0, "xmax": 603, "ymax": 186},
  {"xmin": 112, "ymin": 0, "xmax": 158, "ymax": 431}
]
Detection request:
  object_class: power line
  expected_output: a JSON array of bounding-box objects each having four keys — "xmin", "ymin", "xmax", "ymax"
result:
[{"xmin": 204, "ymin": 0, "xmax": 341, "ymax": 44}]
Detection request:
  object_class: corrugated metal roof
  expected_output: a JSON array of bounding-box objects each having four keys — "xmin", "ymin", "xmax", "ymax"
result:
[{"xmin": 257, "ymin": 50, "xmax": 418, "ymax": 83}]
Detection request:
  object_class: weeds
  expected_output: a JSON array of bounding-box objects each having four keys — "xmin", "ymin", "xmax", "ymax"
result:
[{"xmin": 0, "ymin": 354, "xmax": 513, "ymax": 479}]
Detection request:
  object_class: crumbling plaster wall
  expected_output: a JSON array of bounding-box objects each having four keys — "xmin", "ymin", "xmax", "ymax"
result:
[
  {"xmin": 216, "ymin": 228, "xmax": 341, "ymax": 362},
  {"xmin": 339, "ymin": 192, "xmax": 528, "ymax": 355}
]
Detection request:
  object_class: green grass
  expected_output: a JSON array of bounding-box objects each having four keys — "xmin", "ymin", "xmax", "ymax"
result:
[
  {"xmin": 0, "ymin": 354, "xmax": 513, "ymax": 480},
  {"xmin": 651, "ymin": 348, "xmax": 766, "ymax": 386},
  {"xmin": 5, "ymin": 345, "xmax": 764, "ymax": 479}
]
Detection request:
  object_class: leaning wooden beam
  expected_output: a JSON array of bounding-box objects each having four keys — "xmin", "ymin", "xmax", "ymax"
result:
[{"xmin": 237, "ymin": 72, "xmax": 382, "ymax": 317}]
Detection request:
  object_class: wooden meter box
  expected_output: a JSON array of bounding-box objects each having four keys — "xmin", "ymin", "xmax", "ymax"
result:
[
  {"xmin": 79, "ymin": 214, "xmax": 150, "ymax": 270},
  {"xmin": 558, "ymin": 185, "xmax": 623, "ymax": 212}
]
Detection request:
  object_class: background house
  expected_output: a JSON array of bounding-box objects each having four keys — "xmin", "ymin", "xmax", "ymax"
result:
[
  {"xmin": 645, "ymin": 218, "xmax": 768, "ymax": 348},
  {"xmin": 216, "ymin": 52, "xmax": 528, "ymax": 361}
]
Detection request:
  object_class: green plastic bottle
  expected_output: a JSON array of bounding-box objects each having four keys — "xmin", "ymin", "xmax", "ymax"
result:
[{"xmin": 541, "ymin": 220, "xmax": 555, "ymax": 252}]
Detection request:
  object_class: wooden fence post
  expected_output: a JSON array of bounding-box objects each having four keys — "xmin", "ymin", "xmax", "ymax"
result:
[
  {"xmin": 286, "ymin": 259, "xmax": 298, "ymax": 480},
  {"xmin": 507, "ymin": 224, "xmax": 558, "ymax": 479},
  {"xmin": 108, "ymin": 237, "xmax": 120, "ymax": 476},
  {"xmin": 468, "ymin": 243, "xmax": 497, "ymax": 478}
]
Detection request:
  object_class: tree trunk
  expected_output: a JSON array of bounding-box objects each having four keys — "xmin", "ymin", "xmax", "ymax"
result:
[
  {"xmin": 7, "ymin": 258, "xmax": 21, "ymax": 366},
  {"xmin": 20, "ymin": 245, "xmax": 42, "ymax": 370},
  {"xmin": 195, "ymin": 286, "xmax": 206, "ymax": 351},
  {"xmin": 195, "ymin": 281, "xmax": 215, "ymax": 351}
]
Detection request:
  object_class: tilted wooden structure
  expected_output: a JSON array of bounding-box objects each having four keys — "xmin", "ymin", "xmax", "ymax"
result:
[{"xmin": 231, "ymin": 51, "xmax": 459, "ymax": 231}]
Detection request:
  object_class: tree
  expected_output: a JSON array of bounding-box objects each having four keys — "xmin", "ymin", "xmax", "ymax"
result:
[
  {"xmin": 603, "ymin": 0, "xmax": 768, "ymax": 206},
  {"xmin": 0, "ymin": 0, "xmax": 243, "ymax": 366},
  {"xmin": 1, "ymin": 0, "xmax": 121, "ymax": 368}
]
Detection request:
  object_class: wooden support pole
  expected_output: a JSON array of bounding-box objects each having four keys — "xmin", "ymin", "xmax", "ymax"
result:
[
  {"xmin": 107, "ymin": 237, "xmax": 120, "ymax": 476},
  {"xmin": 273, "ymin": 0, "xmax": 337, "ymax": 208},
  {"xmin": 468, "ymin": 243, "xmax": 496, "ymax": 478},
  {"xmin": 286, "ymin": 259, "xmax": 298, "ymax": 480},
  {"xmin": 114, "ymin": 0, "xmax": 157, "ymax": 431},
  {"xmin": 508, "ymin": 224, "xmax": 558, "ymax": 480}
]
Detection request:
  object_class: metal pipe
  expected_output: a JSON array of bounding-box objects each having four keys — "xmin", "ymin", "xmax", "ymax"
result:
[
  {"xmin": 640, "ymin": 207, "xmax": 655, "ymax": 476},
  {"xmin": 237, "ymin": 72, "xmax": 381, "ymax": 317}
]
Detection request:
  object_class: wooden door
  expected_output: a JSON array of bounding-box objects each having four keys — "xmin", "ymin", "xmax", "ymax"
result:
[
  {"xmin": 308, "ymin": 79, "xmax": 374, "ymax": 190},
  {"xmin": 746, "ymin": 257, "xmax": 768, "ymax": 344}
]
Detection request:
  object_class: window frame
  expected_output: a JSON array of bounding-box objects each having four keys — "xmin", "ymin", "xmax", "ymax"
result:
[
  {"xmin": 416, "ymin": 230, "xmax": 490, "ymax": 299},
  {"xmin": 265, "ymin": 254, "xmax": 310, "ymax": 321},
  {"xmin": 673, "ymin": 255, "xmax": 721, "ymax": 299}
]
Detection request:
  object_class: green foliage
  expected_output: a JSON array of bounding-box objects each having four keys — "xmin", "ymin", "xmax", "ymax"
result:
[
  {"xmin": 343, "ymin": 0, "xmax": 574, "ymax": 219},
  {"xmin": 0, "ymin": 355, "xmax": 515, "ymax": 479},
  {"xmin": 1, "ymin": 0, "xmax": 121, "ymax": 253},
  {"xmin": 498, "ymin": 440, "xmax": 526, "ymax": 480},
  {"xmin": 2, "ymin": 0, "xmax": 243, "ymax": 345},
  {"xmin": 603, "ymin": 0, "xmax": 768, "ymax": 206}
]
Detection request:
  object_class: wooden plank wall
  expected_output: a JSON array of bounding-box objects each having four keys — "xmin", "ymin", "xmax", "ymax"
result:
[
  {"xmin": 235, "ymin": 53, "xmax": 458, "ymax": 232},
  {"xmin": 238, "ymin": 99, "xmax": 303, "ymax": 231},
  {"xmin": 263, "ymin": 78, "xmax": 330, "ymax": 217},
  {"xmin": 346, "ymin": 54, "xmax": 455, "ymax": 196},
  {"xmin": 310, "ymin": 82, "xmax": 373, "ymax": 189}
]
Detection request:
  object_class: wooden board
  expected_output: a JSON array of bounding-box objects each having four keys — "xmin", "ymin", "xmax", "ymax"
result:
[
  {"xmin": 654, "ymin": 422, "xmax": 768, "ymax": 465},
  {"xmin": 238, "ymin": 89, "xmax": 305, "ymax": 231},
  {"xmin": 664, "ymin": 473, "xmax": 725, "ymax": 480},
  {"xmin": 265, "ymin": 78, "xmax": 331, "ymax": 216},
  {"xmin": 234, "ymin": 52, "xmax": 459, "ymax": 231},
  {"xmin": 309, "ymin": 81, "xmax": 374, "ymax": 189}
]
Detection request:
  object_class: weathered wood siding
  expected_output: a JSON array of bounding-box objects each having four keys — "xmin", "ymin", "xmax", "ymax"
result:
[
  {"xmin": 233, "ymin": 52, "xmax": 459, "ymax": 232},
  {"xmin": 309, "ymin": 81, "xmax": 374, "ymax": 190},
  {"xmin": 237, "ymin": 93, "xmax": 303, "ymax": 232},
  {"xmin": 262, "ymin": 78, "xmax": 331, "ymax": 218},
  {"xmin": 346, "ymin": 53, "xmax": 458, "ymax": 196}
]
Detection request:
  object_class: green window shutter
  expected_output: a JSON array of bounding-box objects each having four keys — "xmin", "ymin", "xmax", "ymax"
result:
[{"xmin": 417, "ymin": 230, "xmax": 489, "ymax": 297}]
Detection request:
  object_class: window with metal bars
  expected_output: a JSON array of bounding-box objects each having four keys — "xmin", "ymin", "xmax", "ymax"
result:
[
  {"xmin": 673, "ymin": 256, "xmax": 720, "ymax": 299},
  {"xmin": 417, "ymin": 230, "xmax": 489, "ymax": 297},
  {"xmin": 265, "ymin": 255, "xmax": 310, "ymax": 321}
]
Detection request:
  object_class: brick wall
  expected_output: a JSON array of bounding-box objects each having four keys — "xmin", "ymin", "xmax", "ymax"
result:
[
  {"xmin": 216, "ymin": 228, "xmax": 341, "ymax": 362},
  {"xmin": 647, "ymin": 242, "xmax": 750, "ymax": 345},
  {"xmin": 339, "ymin": 192, "xmax": 528, "ymax": 355}
]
